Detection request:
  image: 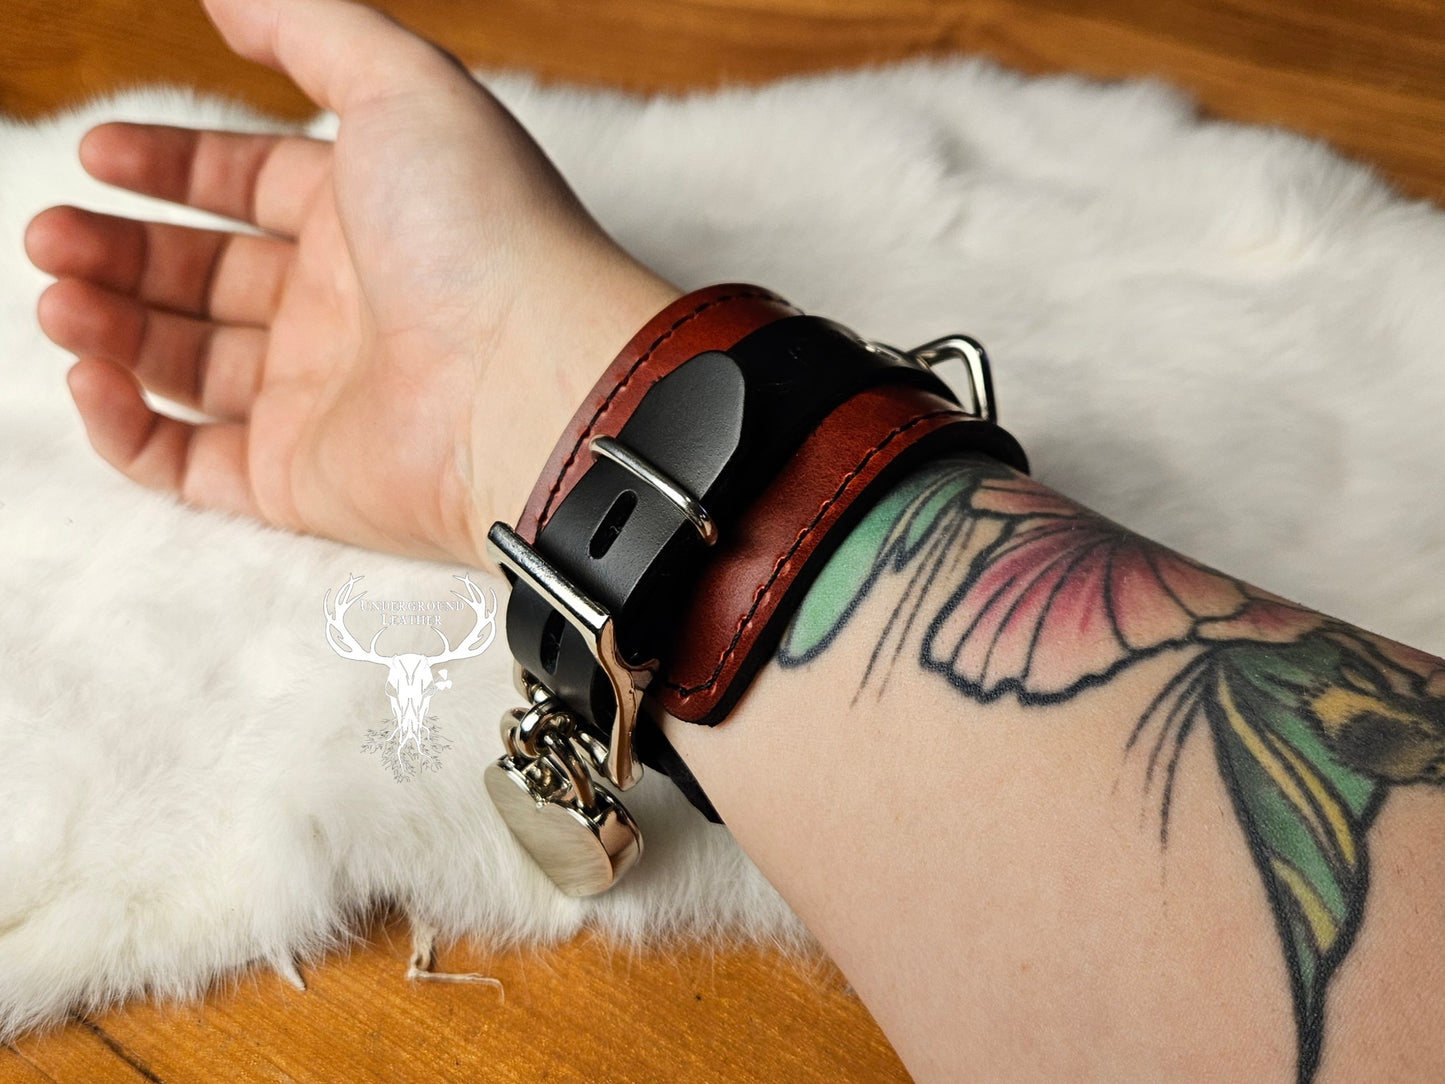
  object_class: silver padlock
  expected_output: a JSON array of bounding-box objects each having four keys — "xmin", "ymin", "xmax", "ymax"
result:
[
  {"xmin": 485, "ymin": 523, "xmax": 657, "ymax": 897},
  {"xmin": 484, "ymin": 699, "xmax": 642, "ymax": 897}
]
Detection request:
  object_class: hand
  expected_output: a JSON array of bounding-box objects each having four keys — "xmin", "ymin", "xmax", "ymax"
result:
[{"xmin": 24, "ymin": 0, "xmax": 682, "ymax": 567}]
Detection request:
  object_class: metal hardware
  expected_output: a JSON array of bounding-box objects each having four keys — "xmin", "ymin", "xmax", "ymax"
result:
[
  {"xmin": 485, "ymin": 682, "xmax": 642, "ymax": 897},
  {"xmin": 502, "ymin": 701, "xmax": 561, "ymax": 760},
  {"xmin": 912, "ymin": 335, "xmax": 997, "ymax": 423},
  {"xmin": 486, "ymin": 328, "xmax": 999, "ymax": 896},
  {"xmin": 485, "ymin": 522, "xmax": 654, "ymax": 895},
  {"xmin": 502, "ymin": 703, "xmax": 596, "ymax": 810},
  {"xmin": 511, "ymin": 664, "xmax": 613, "ymax": 775},
  {"xmin": 486, "ymin": 521, "xmax": 653, "ymax": 790},
  {"xmin": 588, "ymin": 435, "xmax": 718, "ymax": 545},
  {"xmin": 863, "ymin": 334, "xmax": 998, "ymax": 423}
]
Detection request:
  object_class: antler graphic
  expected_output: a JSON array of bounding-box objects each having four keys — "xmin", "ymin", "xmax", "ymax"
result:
[
  {"xmin": 326, "ymin": 573, "xmax": 500, "ymax": 781},
  {"xmin": 323, "ymin": 574, "xmax": 389, "ymax": 665},
  {"xmin": 429, "ymin": 575, "xmax": 498, "ymax": 664}
]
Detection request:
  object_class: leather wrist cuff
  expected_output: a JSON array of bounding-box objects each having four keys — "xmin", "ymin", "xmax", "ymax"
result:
[{"xmin": 483, "ymin": 282, "xmax": 1028, "ymax": 894}]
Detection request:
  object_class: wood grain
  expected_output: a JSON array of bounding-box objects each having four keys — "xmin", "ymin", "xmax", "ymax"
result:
[
  {"xmin": 3, "ymin": 1, "xmax": 1443, "ymax": 1081},
  {"xmin": 2, "ymin": 0, "xmax": 1444, "ymax": 201},
  {"xmin": 4, "ymin": 914, "xmax": 908, "ymax": 1084}
]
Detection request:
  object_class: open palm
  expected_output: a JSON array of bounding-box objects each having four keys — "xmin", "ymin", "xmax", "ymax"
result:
[{"xmin": 26, "ymin": 0, "xmax": 679, "ymax": 566}]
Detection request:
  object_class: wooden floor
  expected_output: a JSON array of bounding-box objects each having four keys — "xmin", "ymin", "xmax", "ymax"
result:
[
  {"xmin": 5, "ymin": 910, "xmax": 906, "ymax": 1084},
  {"xmin": 4, "ymin": 2, "xmax": 1444, "ymax": 1082},
  {"xmin": 3, "ymin": 0, "xmax": 1445, "ymax": 203}
]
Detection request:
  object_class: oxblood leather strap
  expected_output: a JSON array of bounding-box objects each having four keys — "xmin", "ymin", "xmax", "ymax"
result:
[
  {"xmin": 519, "ymin": 286, "xmax": 800, "ymax": 538},
  {"xmin": 484, "ymin": 283, "xmax": 1028, "ymax": 885},
  {"xmin": 513, "ymin": 283, "xmax": 1027, "ymax": 727}
]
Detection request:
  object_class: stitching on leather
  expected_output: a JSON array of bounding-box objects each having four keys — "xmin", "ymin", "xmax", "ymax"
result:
[
  {"xmin": 660, "ymin": 409, "xmax": 958, "ymax": 696},
  {"xmin": 531, "ymin": 288, "xmax": 784, "ymax": 534}
]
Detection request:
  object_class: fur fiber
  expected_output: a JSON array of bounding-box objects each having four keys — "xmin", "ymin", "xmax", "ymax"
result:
[{"xmin": 1, "ymin": 58, "xmax": 1442, "ymax": 1037}]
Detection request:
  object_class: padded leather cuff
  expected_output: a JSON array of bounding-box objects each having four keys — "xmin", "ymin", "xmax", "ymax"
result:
[{"xmin": 499, "ymin": 283, "xmax": 1028, "ymax": 820}]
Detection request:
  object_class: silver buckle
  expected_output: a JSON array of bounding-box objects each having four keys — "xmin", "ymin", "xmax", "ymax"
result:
[
  {"xmin": 863, "ymin": 334, "xmax": 997, "ymax": 423},
  {"xmin": 486, "ymin": 520, "xmax": 652, "ymax": 792},
  {"xmin": 483, "ymin": 334, "xmax": 994, "ymax": 895},
  {"xmin": 484, "ymin": 437, "xmax": 716, "ymax": 896}
]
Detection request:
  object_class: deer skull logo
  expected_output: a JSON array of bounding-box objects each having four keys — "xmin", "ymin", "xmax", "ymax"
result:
[{"xmin": 324, "ymin": 573, "xmax": 497, "ymax": 780}]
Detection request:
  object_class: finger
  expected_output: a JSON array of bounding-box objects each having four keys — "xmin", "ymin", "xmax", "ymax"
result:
[
  {"xmin": 67, "ymin": 357, "xmax": 261, "ymax": 519},
  {"xmin": 79, "ymin": 123, "xmax": 331, "ymax": 236},
  {"xmin": 201, "ymin": 0, "xmax": 461, "ymax": 112},
  {"xmin": 39, "ymin": 279, "xmax": 266, "ymax": 420},
  {"xmin": 26, "ymin": 206, "xmax": 290, "ymax": 326}
]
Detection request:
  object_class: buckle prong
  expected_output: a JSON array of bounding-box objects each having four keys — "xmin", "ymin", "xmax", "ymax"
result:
[{"xmin": 588, "ymin": 435, "xmax": 718, "ymax": 545}]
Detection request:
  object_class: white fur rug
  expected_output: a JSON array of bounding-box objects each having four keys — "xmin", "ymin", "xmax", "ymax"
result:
[{"xmin": 2, "ymin": 58, "xmax": 1443, "ymax": 1038}]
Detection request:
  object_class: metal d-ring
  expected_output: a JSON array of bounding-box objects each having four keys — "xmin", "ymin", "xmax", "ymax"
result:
[
  {"xmin": 501, "ymin": 697, "xmax": 572, "ymax": 759},
  {"xmin": 911, "ymin": 335, "xmax": 996, "ymax": 423},
  {"xmin": 536, "ymin": 727, "xmax": 597, "ymax": 811},
  {"xmin": 864, "ymin": 334, "xmax": 999, "ymax": 423}
]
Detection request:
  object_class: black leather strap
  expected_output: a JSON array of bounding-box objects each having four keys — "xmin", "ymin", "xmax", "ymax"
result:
[
  {"xmin": 505, "ymin": 315, "xmax": 959, "ymax": 726},
  {"xmin": 498, "ymin": 315, "xmax": 966, "ymax": 819}
]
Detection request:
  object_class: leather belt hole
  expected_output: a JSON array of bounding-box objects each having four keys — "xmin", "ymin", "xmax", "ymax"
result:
[
  {"xmin": 539, "ymin": 609, "xmax": 565, "ymax": 675},
  {"xmin": 589, "ymin": 489, "xmax": 637, "ymax": 559}
]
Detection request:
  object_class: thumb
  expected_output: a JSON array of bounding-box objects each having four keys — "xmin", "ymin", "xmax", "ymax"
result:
[{"xmin": 199, "ymin": 0, "xmax": 462, "ymax": 112}]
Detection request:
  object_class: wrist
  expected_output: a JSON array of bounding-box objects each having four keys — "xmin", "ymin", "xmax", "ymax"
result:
[
  {"xmin": 478, "ymin": 283, "xmax": 1027, "ymax": 894},
  {"xmin": 461, "ymin": 254, "xmax": 683, "ymax": 570}
]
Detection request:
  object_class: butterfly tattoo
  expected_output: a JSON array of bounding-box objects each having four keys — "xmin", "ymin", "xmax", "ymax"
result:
[{"xmin": 779, "ymin": 455, "xmax": 1445, "ymax": 1083}]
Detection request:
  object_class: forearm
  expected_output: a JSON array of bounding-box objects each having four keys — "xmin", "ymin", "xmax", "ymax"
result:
[
  {"xmin": 663, "ymin": 453, "xmax": 1445, "ymax": 1082},
  {"xmin": 35, "ymin": 0, "xmax": 1437, "ymax": 1075}
]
